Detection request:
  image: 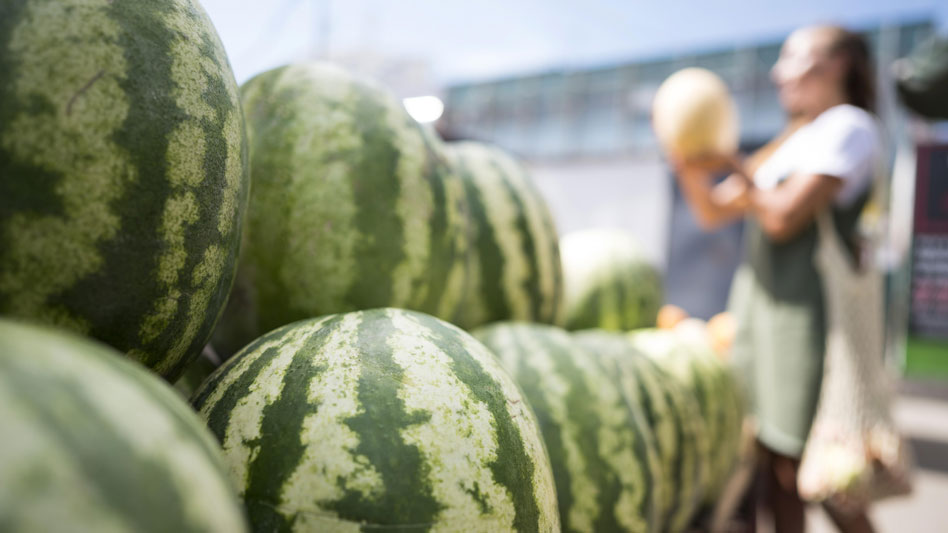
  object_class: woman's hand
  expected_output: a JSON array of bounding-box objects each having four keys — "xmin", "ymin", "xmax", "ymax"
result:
[
  {"xmin": 672, "ymin": 152, "xmax": 752, "ymax": 230},
  {"xmin": 712, "ymin": 173, "xmax": 752, "ymax": 210}
]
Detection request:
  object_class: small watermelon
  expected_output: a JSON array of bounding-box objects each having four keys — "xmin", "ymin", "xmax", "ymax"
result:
[
  {"xmin": 194, "ymin": 308, "xmax": 559, "ymax": 532},
  {"xmin": 0, "ymin": 0, "xmax": 250, "ymax": 380},
  {"xmin": 212, "ymin": 63, "xmax": 468, "ymax": 356},
  {"xmin": 574, "ymin": 329, "xmax": 708, "ymax": 532},
  {"xmin": 0, "ymin": 318, "xmax": 247, "ymax": 532},
  {"xmin": 560, "ymin": 230, "xmax": 663, "ymax": 332},
  {"xmin": 450, "ymin": 142, "xmax": 563, "ymax": 330},
  {"xmin": 475, "ymin": 323, "xmax": 661, "ymax": 533}
]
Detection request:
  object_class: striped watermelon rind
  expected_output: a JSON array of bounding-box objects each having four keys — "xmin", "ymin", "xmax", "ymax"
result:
[
  {"xmin": 560, "ymin": 230, "xmax": 662, "ymax": 332},
  {"xmin": 639, "ymin": 326, "xmax": 745, "ymax": 505},
  {"xmin": 450, "ymin": 142, "xmax": 563, "ymax": 330},
  {"xmin": 0, "ymin": 0, "xmax": 250, "ymax": 380},
  {"xmin": 212, "ymin": 63, "xmax": 468, "ymax": 355},
  {"xmin": 194, "ymin": 308, "xmax": 559, "ymax": 532},
  {"xmin": 476, "ymin": 322, "xmax": 660, "ymax": 533},
  {"xmin": 0, "ymin": 318, "xmax": 248, "ymax": 533},
  {"xmin": 574, "ymin": 329, "xmax": 708, "ymax": 532}
]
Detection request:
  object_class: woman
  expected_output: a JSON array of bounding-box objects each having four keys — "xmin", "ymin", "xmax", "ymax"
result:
[{"xmin": 675, "ymin": 26, "xmax": 882, "ymax": 533}]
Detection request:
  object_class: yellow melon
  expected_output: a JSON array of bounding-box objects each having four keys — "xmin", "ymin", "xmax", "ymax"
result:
[{"xmin": 652, "ymin": 67, "xmax": 739, "ymax": 160}]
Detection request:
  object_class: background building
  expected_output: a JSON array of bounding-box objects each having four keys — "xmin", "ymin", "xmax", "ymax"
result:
[{"xmin": 439, "ymin": 19, "xmax": 936, "ymax": 317}]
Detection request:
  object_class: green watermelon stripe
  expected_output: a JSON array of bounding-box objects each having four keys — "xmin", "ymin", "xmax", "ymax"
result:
[
  {"xmin": 530, "ymin": 329, "xmax": 629, "ymax": 533},
  {"xmin": 460, "ymin": 163, "xmax": 510, "ymax": 321},
  {"xmin": 190, "ymin": 335, "xmax": 256, "ymax": 412},
  {"xmin": 633, "ymin": 355, "xmax": 698, "ymax": 531},
  {"xmin": 622, "ymin": 358, "xmax": 669, "ymax": 525},
  {"xmin": 327, "ymin": 313, "xmax": 442, "ymax": 529},
  {"xmin": 667, "ymin": 379, "xmax": 705, "ymax": 530},
  {"xmin": 482, "ymin": 326, "xmax": 573, "ymax": 530},
  {"xmin": 493, "ymin": 160, "xmax": 545, "ymax": 323},
  {"xmin": 626, "ymin": 354, "xmax": 685, "ymax": 530},
  {"xmin": 51, "ymin": 0, "xmax": 180, "ymax": 362},
  {"xmin": 155, "ymin": 1, "xmax": 246, "ymax": 376},
  {"xmin": 0, "ymin": 2, "xmax": 133, "ymax": 336},
  {"xmin": 199, "ymin": 341, "xmax": 276, "ymax": 445},
  {"xmin": 505, "ymin": 327, "xmax": 601, "ymax": 532},
  {"xmin": 243, "ymin": 317, "xmax": 341, "ymax": 530},
  {"xmin": 343, "ymin": 90, "xmax": 406, "ymax": 310},
  {"xmin": 158, "ymin": 5, "xmax": 244, "ymax": 377},
  {"xmin": 517, "ymin": 166, "xmax": 562, "ymax": 323},
  {"xmin": 539, "ymin": 338, "xmax": 622, "ymax": 531},
  {"xmin": 584, "ymin": 346, "xmax": 657, "ymax": 531},
  {"xmin": 192, "ymin": 320, "xmax": 307, "ymax": 411},
  {"xmin": 451, "ymin": 143, "xmax": 562, "ymax": 329},
  {"xmin": 0, "ymin": 357, "xmax": 189, "ymax": 532},
  {"xmin": 236, "ymin": 66, "xmax": 300, "ymax": 332},
  {"xmin": 195, "ymin": 315, "xmax": 329, "ymax": 434},
  {"xmin": 417, "ymin": 136, "xmax": 457, "ymax": 315},
  {"xmin": 417, "ymin": 313, "xmax": 542, "ymax": 533},
  {"xmin": 0, "ymin": 1, "xmax": 62, "ymax": 225},
  {"xmin": 541, "ymin": 208, "xmax": 562, "ymax": 302}
]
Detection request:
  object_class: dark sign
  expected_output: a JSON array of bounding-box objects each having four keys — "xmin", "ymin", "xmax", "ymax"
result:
[{"xmin": 909, "ymin": 143, "xmax": 948, "ymax": 339}]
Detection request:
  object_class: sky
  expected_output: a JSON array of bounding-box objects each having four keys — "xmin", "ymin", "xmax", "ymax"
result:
[{"xmin": 201, "ymin": 0, "xmax": 948, "ymax": 88}]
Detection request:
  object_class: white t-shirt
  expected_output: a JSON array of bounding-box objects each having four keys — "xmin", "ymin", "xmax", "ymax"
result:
[{"xmin": 754, "ymin": 104, "xmax": 883, "ymax": 207}]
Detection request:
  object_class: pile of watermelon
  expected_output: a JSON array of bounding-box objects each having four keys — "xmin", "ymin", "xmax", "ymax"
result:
[{"xmin": 1, "ymin": 1, "xmax": 746, "ymax": 532}]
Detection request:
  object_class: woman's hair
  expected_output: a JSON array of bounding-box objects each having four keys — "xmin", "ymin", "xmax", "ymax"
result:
[{"xmin": 823, "ymin": 26, "xmax": 876, "ymax": 112}]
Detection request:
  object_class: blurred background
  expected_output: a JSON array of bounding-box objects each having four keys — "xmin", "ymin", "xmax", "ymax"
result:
[{"xmin": 200, "ymin": 4, "xmax": 948, "ymax": 526}]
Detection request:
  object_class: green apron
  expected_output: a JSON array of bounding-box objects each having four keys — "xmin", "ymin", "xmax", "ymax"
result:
[{"xmin": 728, "ymin": 196, "xmax": 867, "ymax": 457}]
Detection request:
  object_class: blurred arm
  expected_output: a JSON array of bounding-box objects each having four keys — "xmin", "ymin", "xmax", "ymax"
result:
[
  {"xmin": 674, "ymin": 157, "xmax": 750, "ymax": 231},
  {"xmin": 746, "ymin": 172, "xmax": 843, "ymax": 243}
]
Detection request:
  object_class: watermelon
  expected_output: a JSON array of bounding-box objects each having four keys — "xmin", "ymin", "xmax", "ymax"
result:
[
  {"xmin": 630, "ymin": 328, "xmax": 743, "ymax": 507},
  {"xmin": 450, "ymin": 142, "xmax": 562, "ymax": 330},
  {"xmin": 475, "ymin": 323, "xmax": 661, "ymax": 533},
  {"xmin": 193, "ymin": 308, "xmax": 559, "ymax": 532},
  {"xmin": 211, "ymin": 63, "xmax": 469, "ymax": 356},
  {"xmin": 573, "ymin": 330, "xmax": 707, "ymax": 532},
  {"xmin": 0, "ymin": 0, "xmax": 249, "ymax": 380},
  {"xmin": 560, "ymin": 230, "xmax": 662, "ymax": 332},
  {"xmin": 0, "ymin": 318, "xmax": 247, "ymax": 532}
]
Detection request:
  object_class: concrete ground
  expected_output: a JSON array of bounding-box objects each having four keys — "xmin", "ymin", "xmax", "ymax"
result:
[{"xmin": 806, "ymin": 382, "xmax": 948, "ymax": 533}]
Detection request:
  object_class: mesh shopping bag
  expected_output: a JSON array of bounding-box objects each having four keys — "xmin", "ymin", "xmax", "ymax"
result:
[{"xmin": 797, "ymin": 212, "xmax": 913, "ymax": 511}]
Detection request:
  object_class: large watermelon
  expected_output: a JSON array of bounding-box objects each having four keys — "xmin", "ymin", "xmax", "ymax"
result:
[
  {"xmin": 212, "ymin": 63, "xmax": 468, "ymax": 356},
  {"xmin": 630, "ymin": 328, "xmax": 743, "ymax": 507},
  {"xmin": 193, "ymin": 308, "xmax": 559, "ymax": 532},
  {"xmin": 561, "ymin": 230, "xmax": 662, "ymax": 332},
  {"xmin": 0, "ymin": 0, "xmax": 249, "ymax": 380},
  {"xmin": 573, "ymin": 330, "xmax": 707, "ymax": 532},
  {"xmin": 450, "ymin": 142, "xmax": 562, "ymax": 330},
  {"xmin": 0, "ymin": 319, "xmax": 247, "ymax": 532},
  {"xmin": 475, "ymin": 323, "xmax": 661, "ymax": 533}
]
